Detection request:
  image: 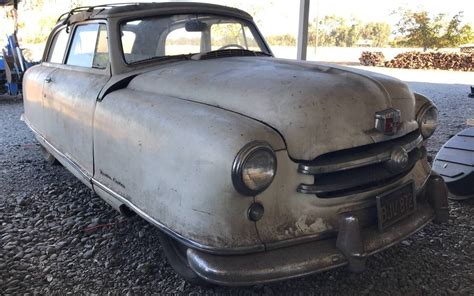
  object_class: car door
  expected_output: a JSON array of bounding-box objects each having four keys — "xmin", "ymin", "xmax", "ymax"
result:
[
  {"xmin": 42, "ymin": 22, "xmax": 110, "ymax": 183},
  {"xmin": 23, "ymin": 26, "xmax": 70, "ymax": 136}
]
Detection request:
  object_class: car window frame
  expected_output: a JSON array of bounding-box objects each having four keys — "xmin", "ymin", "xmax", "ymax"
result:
[
  {"xmin": 44, "ymin": 25, "xmax": 71, "ymax": 64},
  {"xmin": 43, "ymin": 21, "xmax": 111, "ymax": 76}
]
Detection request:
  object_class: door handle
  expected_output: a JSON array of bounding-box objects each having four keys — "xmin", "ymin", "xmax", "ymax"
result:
[{"xmin": 44, "ymin": 77, "xmax": 52, "ymax": 83}]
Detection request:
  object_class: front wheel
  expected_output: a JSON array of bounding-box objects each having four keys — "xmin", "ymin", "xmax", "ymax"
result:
[{"xmin": 157, "ymin": 231, "xmax": 208, "ymax": 286}]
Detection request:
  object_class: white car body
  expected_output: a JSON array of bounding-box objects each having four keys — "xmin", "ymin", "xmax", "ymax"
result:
[{"xmin": 22, "ymin": 2, "xmax": 449, "ymax": 286}]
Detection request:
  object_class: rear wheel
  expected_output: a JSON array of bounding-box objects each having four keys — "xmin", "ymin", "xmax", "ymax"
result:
[
  {"xmin": 40, "ymin": 145, "xmax": 59, "ymax": 165},
  {"xmin": 157, "ymin": 231, "xmax": 208, "ymax": 286}
]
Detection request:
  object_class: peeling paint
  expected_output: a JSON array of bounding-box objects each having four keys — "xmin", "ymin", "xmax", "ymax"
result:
[{"xmin": 295, "ymin": 216, "xmax": 329, "ymax": 234}]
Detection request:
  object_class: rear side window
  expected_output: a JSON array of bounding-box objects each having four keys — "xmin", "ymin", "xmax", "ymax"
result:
[
  {"xmin": 66, "ymin": 23, "xmax": 109, "ymax": 69},
  {"xmin": 47, "ymin": 28, "xmax": 69, "ymax": 63}
]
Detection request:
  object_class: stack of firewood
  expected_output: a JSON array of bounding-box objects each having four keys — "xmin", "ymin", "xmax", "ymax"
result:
[
  {"xmin": 359, "ymin": 51, "xmax": 385, "ymax": 66},
  {"xmin": 384, "ymin": 51, "xmax": 474, "ymax": 71}
]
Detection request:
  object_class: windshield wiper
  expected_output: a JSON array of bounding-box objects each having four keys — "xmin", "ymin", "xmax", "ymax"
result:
[{"xmin": 191, "ymin": 49, "xmax": 272, "ymax": 60}]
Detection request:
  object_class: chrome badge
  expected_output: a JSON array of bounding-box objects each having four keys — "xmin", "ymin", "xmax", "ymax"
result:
[
  {"xmin": 375, "ymin": 108, "xmax": 401, "ymax": 135},
  {"xmin": 385, "ymin": 146, "xmax": 409, "ymax": 172}
]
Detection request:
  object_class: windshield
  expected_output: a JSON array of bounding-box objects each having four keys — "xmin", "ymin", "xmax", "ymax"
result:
[{"xmin": 120, "ymin": 14, "xmax": 270, "ymax": 64}]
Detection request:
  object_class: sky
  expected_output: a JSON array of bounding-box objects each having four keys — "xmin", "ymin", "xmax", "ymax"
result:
[{"xmin": 76, "ymin": 0, "xmax": 474, "ymax": 36}]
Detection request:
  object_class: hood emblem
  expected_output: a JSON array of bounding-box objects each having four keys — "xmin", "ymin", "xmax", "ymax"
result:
[{"xmin": 375, "ymin": 108, "xmax": 401, "ymax": 135}]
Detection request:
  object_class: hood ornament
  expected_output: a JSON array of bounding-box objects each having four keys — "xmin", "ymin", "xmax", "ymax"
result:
[{"xmin": 375, "ymin": 108, "xmax": 401, "ymax": 135}]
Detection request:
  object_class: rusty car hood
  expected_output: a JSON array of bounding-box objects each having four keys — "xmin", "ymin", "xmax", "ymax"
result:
[{"xmin": 127, "ymin": 57, "xmax": 418, "ymax": 160}]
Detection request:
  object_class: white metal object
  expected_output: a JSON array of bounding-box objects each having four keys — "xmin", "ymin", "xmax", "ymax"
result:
[
  {"xmin": 297, "ymin": 0, "xmax": 310, "ymax": 60},
  {"xmin": 21, "ymin": 2, "xmax": 448, "ymax": 286}
]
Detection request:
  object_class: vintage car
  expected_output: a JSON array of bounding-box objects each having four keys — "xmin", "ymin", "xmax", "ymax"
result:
[{"xmin": 23, "ymin": 3, "xmax": 449, "ymax": 286}]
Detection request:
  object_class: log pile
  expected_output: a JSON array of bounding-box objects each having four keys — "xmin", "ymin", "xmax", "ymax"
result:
[
  {"xmin": 359, "ymin": 51, "xmax": 474, "ymax": 71},
  {"xmin": 384, "ymin": 51, "xmax": 474, "ymax": 71},
  {"xmin": 460, "ymin": 47, "xmax": 474, "ymax": 54},
  {"xmin": 359, "ymin": 51, "xmax": 385, "ymax": 66}
]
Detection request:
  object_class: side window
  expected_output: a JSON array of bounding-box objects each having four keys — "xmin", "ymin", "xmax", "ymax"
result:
[
  {"xmin": 47, "ymin": 28, "xmax": 69, "ymax": 63},
  {"xmin": 93, "ymin": 25, "xmax": 109, "ymax": 69},
  {"xmin": 121, "ymin": 30, "xmax": 136, "ymax": 54},
  {"xmin": 165, "ymin": 28, "xmax": 201, "ymax": 55},
  {"xmin": 66, "ymin": 23, "xmax": 109, "ymax": 69}
]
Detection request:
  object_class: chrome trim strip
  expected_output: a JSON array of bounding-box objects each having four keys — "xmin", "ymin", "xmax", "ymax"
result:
[
  {"xmin": 187, "ymin": 247, "xmax": 347, "ymax": 287},
  {"xmin": 298, "ymin": 135, "xmax": 423, "ymax": 175},
  {"xmin": 187, "ymin": 203, "xmax": 435, "ymax": 286},
  {"xmin": 23, "ymin": 116, "xmax": 264, "ymax": 255}
]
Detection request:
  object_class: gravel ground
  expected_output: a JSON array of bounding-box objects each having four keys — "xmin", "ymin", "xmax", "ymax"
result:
[{"xmin": 1, "ymin": 69, "xmax": 473, "ymax": 295}]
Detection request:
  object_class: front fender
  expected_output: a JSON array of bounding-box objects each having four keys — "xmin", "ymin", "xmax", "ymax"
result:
[{"xmin": 93, "ymin": 88, "xmax": 285, "ymax": 252}]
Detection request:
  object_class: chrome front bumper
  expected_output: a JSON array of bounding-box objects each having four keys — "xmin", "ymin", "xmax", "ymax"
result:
[{"xmin": 186, "ymin": 174, "xmax": 449, "ymax": 286}]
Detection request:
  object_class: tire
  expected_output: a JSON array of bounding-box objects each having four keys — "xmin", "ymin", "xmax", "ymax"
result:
[
  {"xmin": 157, "ymin": 231, "xmax": 209, "ymax": 286},
  {"xmin": 40, "ymin": 145, "xmax": 59, "ymax": 165}
]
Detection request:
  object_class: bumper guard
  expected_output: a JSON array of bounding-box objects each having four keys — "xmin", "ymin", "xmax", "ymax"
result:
[{"xmin": 187, "ymin": 174, "xmax": 449, "ymax": 286}]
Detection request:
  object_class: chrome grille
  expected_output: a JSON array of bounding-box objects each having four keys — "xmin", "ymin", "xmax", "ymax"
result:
[{"xmin": 297, "ymin": 131, "xmax": 423, "ymax": 198}]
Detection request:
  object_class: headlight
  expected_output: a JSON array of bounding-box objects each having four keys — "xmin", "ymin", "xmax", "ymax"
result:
[
  {"xmin": 417, "ymin": 103, "xmax": 438, "ymax": 139},
  {"xmin": 232, "ymin": 141, "xmax": 277, "ymax": 196}
]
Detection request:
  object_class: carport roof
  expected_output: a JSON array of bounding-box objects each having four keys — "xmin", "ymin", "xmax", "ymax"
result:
[{"xmin": 57, "ymin": 2, "xmax": 253, "ymax": 25}]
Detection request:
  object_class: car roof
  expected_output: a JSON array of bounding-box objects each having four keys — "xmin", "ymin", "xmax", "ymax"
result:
[{"xmin": 58, "ymin": 2, "xmax": 253, "ymax": 25}]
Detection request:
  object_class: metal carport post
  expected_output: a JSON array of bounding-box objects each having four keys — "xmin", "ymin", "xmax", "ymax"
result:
[{"xmin": 297, "ymin": 0, "xmax": 310, "ymax": 60}]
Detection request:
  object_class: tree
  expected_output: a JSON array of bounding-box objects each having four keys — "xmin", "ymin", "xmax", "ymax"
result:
[
  {"xmin": 394, "ymin": 9, "xmax": 473, "ymax": 50},
  {"xmin": 17, "ymin": 0, "xmax": 87, "ymax": 45},
  {"xmin": 314, "ymin": 15, "xmax": 348, "ymax": 47},
  {"xmin": 266, "ymin": 34, "xmax": 296, "ymax": 46},
  {"xmin": 360, "ymin": 22, "xmax": 391, "ymax": 47},
  {"xmin": 395, "ymin": 10, "xmax": 443, "ymax": 50},
  {"xmin": 439, "ymin": 12, "xmax": 474, "ymax": 47},
  {"xmin": 309, "ymin": 16, "xmax": 391, "ymax": 48},
  {"xmin": 346, "ymin": 19, "xmax": 362, "ymax": 47}
]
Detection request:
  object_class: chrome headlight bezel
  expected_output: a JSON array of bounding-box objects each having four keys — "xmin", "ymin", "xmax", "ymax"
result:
[
  {"xmin": 232, "ymin": 141, "xmax": 277, "ymax": 196},
  {"xmin": 417, "ymin": 103, "xmax": 438, "ymax": 139}
]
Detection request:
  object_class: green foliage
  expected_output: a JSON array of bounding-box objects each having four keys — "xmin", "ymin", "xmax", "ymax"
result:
[
  {"xmin": 267, "ymin": 16, "xmax": 391, "ymax": 48},
  {"xmin": 309, "ymin": 15, "xmax": 391, "ymax": 48},
  {"xmin": 360, "ymin": 22, "xmax": 391, "ymax": 47},
  {"xmin": 266, "ymin": 34, "xmax": 296, "ymax": 46},
  {"xmin": 21, "ymin": 16, "xmax": 56, "ymax": 44},
  {"xmin": 439, "ymin": 12, "xmax": 474, "ymax": 47},
  {"xmin": 312, "ymin": 15, "xmax": 347, "ymax": 47},
  {"xmin": 394, "ymin": 9, "xmax": 473, "ymax": 50},
  {"xmin": 17, "ymin": 0, "xmax": 85, "ymax": 45}
]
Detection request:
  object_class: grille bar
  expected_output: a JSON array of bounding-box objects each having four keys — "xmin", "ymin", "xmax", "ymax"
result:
[
  {"xmin": 297, "ymin": 149, "xmax": 421, "ymax": 197},
  {"xmin": 296, "ymin": 131, "xmax": 424, "ymax": 198},
  {"xmin": 298, "ymin": 132, "xmax": 422, "ymax": 175}
]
